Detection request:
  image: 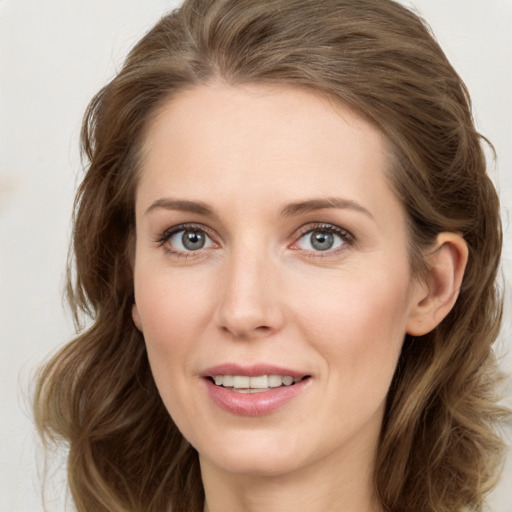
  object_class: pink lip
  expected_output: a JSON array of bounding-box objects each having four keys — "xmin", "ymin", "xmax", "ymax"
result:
[
  {"xmin": 201, "ymin": 363, "xmax": 308, "ymax": 379},
  {"xmin": 201, "ymin": 363, "xmax": 311, "ymax": 417}
]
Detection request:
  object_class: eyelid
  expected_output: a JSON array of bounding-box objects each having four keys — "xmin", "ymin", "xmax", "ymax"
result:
[{"xmin": 156, "ymin": 222, "xmax": 211, "ymax": 242}]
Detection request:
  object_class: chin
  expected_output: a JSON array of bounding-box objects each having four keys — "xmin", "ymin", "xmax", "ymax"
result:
[
  {"xmin": 195, "ymin": 430, "xmax": 309, "ymax": 477},
  {"xmin": 201, "ymin": 452, "xmax": 302, "ymax": 478}
]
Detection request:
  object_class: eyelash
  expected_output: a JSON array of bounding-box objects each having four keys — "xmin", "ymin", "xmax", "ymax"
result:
[
  {"xmin": 155, "ymin": 222, "xmax": 355, "ymax": 258},
  {"xmin": 156, "ymin": 223, "xmax": 217, "ymax": 258},
  {"xmin": 292, "ymin": 223, "xmax": 355, "ymax": 256}
]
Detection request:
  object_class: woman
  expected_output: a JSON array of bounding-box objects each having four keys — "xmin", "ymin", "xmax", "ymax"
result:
[{"xmin": 34, "ymin": 0, "xmax": 509, "ymax": 511}]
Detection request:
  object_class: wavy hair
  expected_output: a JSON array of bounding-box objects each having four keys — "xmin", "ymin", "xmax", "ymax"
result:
[{"xmin": 34, "ymin": 0, "xmax": 508, "ymax": 511}]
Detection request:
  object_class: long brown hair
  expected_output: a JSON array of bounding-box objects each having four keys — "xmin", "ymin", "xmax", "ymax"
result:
[{"xmin": 34, "ymin": 1, "xmax": 508, "ymax": 511}]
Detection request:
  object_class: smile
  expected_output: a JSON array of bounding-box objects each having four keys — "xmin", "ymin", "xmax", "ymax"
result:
[
  {"xmin": 211, "ymin": 374, "xmax": 305, "ymax": 393},
  {"xmin": 203, "ymin": 368, "xmax": 311, "ymax": 416}
]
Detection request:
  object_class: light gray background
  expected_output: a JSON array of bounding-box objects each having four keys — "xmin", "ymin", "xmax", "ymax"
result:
[{"xmin": 1, "ymin": 1, "xmax": 511, "ymax": 510}]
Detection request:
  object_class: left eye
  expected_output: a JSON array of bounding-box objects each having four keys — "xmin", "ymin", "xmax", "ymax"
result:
[
  {"xmin": 296, "ymin": 228, "xmax": 347, "ymax": 252},
  {"xmin": 168, "ymin": 229, "xmax": 215, "ymax": 252}
]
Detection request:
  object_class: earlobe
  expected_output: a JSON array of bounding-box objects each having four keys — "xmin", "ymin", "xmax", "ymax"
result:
[
  {"xmin": 406, "ymin": 232, "xmax": 468, "ymax": 336},
  {"xmin": 132, "ymin": 303, "xmax": 143, "ymax": 332}
]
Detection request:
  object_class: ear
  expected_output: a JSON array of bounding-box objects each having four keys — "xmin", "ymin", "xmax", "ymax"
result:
[
  {"xmin": 132, "ymin": 303, "xmax": 143, "ymax": 332},
  {"xmin": 406, "ymin": 232, "xmax": 468, "ymax": 336}
]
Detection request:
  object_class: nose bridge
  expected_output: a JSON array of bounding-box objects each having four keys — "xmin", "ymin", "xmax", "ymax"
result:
[{"xmin": 215, "ymin": 238, "xmax": 283, "ymax": 338}]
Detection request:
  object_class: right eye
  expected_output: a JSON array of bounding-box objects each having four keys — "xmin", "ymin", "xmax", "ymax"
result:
[
  {"xmin": 158, "ymin": 224, "xmax": 216, "ymax": 255},
  {"xmin": 170, "ymin": 229, "xmax": 213, "ymax": 251}
]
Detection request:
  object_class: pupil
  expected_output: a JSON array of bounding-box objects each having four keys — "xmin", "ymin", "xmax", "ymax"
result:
[
  {"xmin": 311, "ymin": 231, "xmax": 334, "ymax": 251},
  {"xmin": 182, "ymin": 231, "xmax": 205, "ymax": 250}
]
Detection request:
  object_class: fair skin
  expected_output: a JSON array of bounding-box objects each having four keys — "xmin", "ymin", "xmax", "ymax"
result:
[{"xmin": 132, "ymin": 83, "xmax": 467, "ymax": 512}]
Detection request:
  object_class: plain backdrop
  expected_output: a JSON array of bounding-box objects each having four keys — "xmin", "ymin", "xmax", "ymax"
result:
[{"xmin": 1, "ymin": 1, "xmax": 511, "ymax": 510}]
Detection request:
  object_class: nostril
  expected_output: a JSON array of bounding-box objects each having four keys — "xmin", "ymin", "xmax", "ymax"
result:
[{"xmin": 220, "ymin": 323, "xmax": 274, "ymax": 340}]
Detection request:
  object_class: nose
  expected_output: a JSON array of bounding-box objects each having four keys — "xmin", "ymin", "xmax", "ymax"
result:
[{"xmin": 214, "ymin": 246, "xmax": 285, "ymax": 340}]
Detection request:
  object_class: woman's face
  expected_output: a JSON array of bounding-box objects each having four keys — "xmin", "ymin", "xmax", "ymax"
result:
[{"xmin": 132, "ymin": 83, "xmax": 425, "ymax": 478}]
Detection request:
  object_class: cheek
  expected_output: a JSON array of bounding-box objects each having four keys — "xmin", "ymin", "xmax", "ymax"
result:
[
  {"xmin": 297, "ymin": 262, "xmax": 411, "ymax": 332},
  {"xmin": 133, "ymin": 266, "xmax": 219, "ymax": 428},
  {"xmin": 133, "ymin": 265, "xmax": 216, "ymax": 368},
  {"xmin": 294, "ymin": 266, "xmax": 411, "ymax": 388}
]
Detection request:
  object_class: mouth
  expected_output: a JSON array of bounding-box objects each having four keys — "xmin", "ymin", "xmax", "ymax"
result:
[
  {"xmin": 206, "ymin": 374, "xmax": 311, "ymax": 393},
  {"xmin": 201, "ymin": 364, "xmax": 312, "ymax": 415}
]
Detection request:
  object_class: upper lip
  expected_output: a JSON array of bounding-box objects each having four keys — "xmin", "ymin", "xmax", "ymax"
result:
[{"xmin": 201, "ymin": 363, "xmax": 309, "ymax": 378}]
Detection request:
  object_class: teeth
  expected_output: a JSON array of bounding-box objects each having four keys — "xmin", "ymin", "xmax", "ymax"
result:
[
  {"xmin": 212, "ymin": 375, "xmax": 303, "ymax": 389},
  {"xmin": 249, "ymin": 375, "xmax": 268, "ymax": 388},
  {"xmin": 223, "ymin": 375, "xmax": 234, "ymax": 387},
  {"xmin": 233, "ymin": 376, "xmax": 250, "ymax": 388},
  {"xmin": 268, "ymin": 375, "xmax": 282, "ymax": 388}
]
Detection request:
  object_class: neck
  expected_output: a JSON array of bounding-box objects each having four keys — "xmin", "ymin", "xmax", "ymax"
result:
[{"xmin": 200, "ymin": 431, "xmax": 383, "ymax": 512}]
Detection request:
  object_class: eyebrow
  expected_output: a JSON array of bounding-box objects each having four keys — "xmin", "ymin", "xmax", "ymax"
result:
[
  {"xmin": 144, "ymin": 196, "xmax": 373, "ymax": 220},
  {"xmin": 144, "ymin": 198, "xmax": 217, "ymax": 218},
  {"xmin": 280, "ymin": 197, "xmax": 374, "ymax": 219}
]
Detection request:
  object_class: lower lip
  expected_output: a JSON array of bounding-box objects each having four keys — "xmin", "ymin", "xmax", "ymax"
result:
[{"xmin": 204, "ymin": 378, "xmax": 310, "ymax": 417}]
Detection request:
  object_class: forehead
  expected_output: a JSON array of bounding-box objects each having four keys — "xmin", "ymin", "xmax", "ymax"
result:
[
  {"xmin": 136, "ymin": 83, "xmax": 401, "ymax": 224},
  {"xmin": 142, "ymin": 82, "xmax": 387, "ymax": 161}
]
